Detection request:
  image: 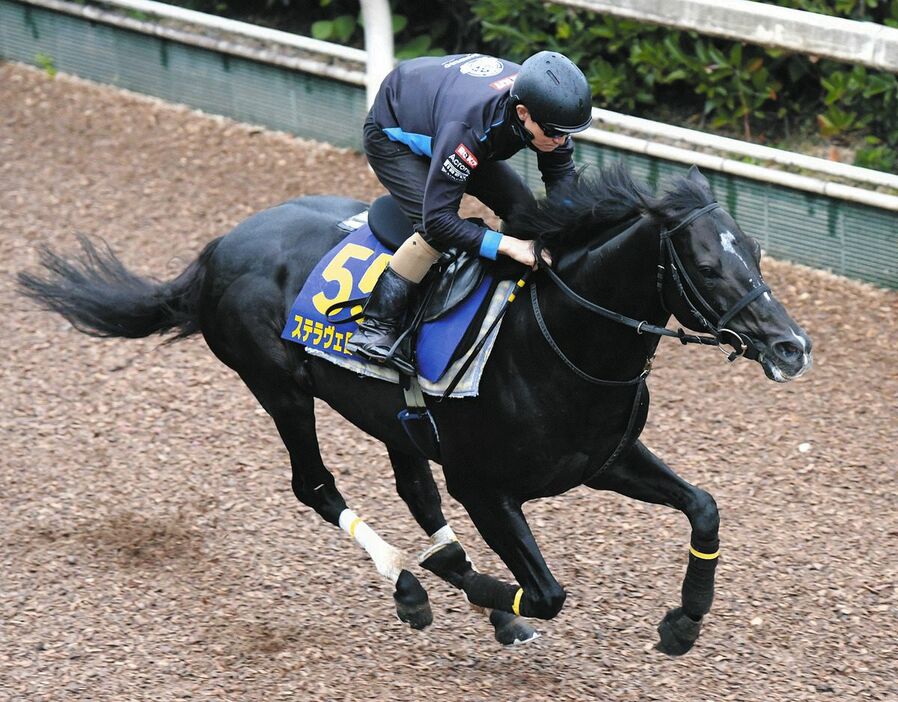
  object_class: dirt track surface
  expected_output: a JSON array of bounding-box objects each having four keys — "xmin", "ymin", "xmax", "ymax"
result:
[{"xmin": 1, "ymin": 63, "xmax": 896, "ymax": 702}]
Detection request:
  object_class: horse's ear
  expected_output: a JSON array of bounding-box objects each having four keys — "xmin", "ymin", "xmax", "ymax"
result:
[{"xmin": 687, "ymin": 165, "xmax": 711, "ymax": 191}]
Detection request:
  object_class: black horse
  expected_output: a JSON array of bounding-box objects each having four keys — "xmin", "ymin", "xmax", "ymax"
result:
[{"xmin": 18, "ymin": 164, "xmax": 812, "ymax": 654}]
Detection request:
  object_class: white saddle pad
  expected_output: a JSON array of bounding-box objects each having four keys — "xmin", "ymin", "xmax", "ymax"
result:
[{"xmin": 304, "ymin": 280, "xmax": 515, "ymax": 398}]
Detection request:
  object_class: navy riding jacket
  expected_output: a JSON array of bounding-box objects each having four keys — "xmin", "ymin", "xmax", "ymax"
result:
[{"xmin": 368, "ymin": 54, "xmax": 577, "ymax": 254}]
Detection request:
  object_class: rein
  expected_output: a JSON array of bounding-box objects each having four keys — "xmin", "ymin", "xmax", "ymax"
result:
[
  {"xmin": 531, "ymin": 202, "xmax": 768, "ymax": 385},
  {"xmin": 530, "ymin": 269, "xmax": 715, "ymax": 387}
]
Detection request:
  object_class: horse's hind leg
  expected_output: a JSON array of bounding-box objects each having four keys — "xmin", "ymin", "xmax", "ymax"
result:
[
  {"xmin": 205, "ymin": 275, "xmax": 430, "ymax": 629},
  {"xmin": 386, "ymin": 446, "xmax": 539, "ymax": 645},
  {"xmin": 587, "ymin": 440, "xmax": 720, "ymax": 656},
  {"xmin": 235, "ymin": 361, "xmax": 432, "ymax": 629}
]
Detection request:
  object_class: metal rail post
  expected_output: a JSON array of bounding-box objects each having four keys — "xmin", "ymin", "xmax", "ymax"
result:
[{"xmin": 359, "ymin": 0, "xmax": 394, "ymax": 107}]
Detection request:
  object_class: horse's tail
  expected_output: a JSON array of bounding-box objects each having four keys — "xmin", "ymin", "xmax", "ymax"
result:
[{"xmin": 17, "ymin": 234, "xmax": 221, "ymax": 342}]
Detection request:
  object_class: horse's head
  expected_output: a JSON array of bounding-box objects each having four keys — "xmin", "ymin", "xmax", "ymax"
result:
[{"xmin": 655, "ymin": 166, "xmax": 812, "ymax": 382}]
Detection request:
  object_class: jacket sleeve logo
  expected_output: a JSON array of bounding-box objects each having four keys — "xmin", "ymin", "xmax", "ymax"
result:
[
  {"xmin": 459, "ymin": 57, "xmax": 504, "ymax": 78},
  {"xmin": 489, "ymin": 74, "xmax": 518, "ymax": 91},
  {"xmin": 454, "ymin": 143, "xmax": 479, "ymax": 168},
  {"xmin": 441, "ymin": 153, "xmax": 471, "ymax": 182}
]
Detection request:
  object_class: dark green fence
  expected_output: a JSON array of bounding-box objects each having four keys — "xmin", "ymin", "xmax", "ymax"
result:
[
  {"xmin": 0, "ymin": 1, "xmax": 366, "ymax": 147},
  {"xmin": 2, "ymin": 0, "xmax": 895, "ymax": 287}
]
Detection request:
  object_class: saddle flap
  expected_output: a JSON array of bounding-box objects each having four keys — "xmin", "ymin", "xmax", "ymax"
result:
[{"xmin": 422, "ymin": 250, "xmax": 486, "ymax": 322}]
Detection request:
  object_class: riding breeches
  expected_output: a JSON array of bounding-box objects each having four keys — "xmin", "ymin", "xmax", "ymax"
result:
[{"xmin": 362, "ymin": 114, "xmax": 537, "ymax": 253}]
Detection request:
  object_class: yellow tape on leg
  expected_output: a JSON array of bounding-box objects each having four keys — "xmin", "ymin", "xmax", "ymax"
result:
[
  {"xmin": 512, "ymin": 587, "xmax": 524, "ymax": 616},
  {"xmin": 689, "ymin": 545, "xmax": 720, "ymax": 560},
  {"xmin": 349, "ymin": 516, "xmax": 363, "ymax": 539}
]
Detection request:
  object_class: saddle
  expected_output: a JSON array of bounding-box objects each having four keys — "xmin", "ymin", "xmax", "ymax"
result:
[
  {"xmin": 368, "ymin": 195, "xmax": 491, "ymax": 323},
  {"xmin": 282, "ymin": 196, "xmax": 524, "ymax": 461},
  {"xmin": 368, "ymin": 196, "xmax": 524, "ymax": 373}
]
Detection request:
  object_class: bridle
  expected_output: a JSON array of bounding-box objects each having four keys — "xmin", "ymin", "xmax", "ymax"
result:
[
  {"xmin": 656, "ymin": 202, "xmax": 770, "ymax": 361},
  {"xmin": 530, "ymin": 201, "xmax": 771, "ymax": 386}
]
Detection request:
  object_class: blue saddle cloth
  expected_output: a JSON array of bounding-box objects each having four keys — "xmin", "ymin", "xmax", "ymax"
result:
[{"xmin": 281, "ymin": 223, "xmax": 493, "ymax": 383}]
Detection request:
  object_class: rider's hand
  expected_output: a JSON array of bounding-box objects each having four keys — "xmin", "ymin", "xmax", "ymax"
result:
[{"xmin": 497, "ymin": 236, "xmax": 553, "ymax": 270}]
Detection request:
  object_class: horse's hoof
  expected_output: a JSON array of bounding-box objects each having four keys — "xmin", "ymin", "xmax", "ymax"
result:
[
  {"xmin": 396, "ymin": 599, "xmax": 434, "ymax": 630},
  {"xmin": 393, "ymin": 569, "xmax": 433, "ymax": 630},
  {"xmin": 655, "ymin": 607, "xmax": 702, "ymax": 656},
  {"xmin": 490, "ymin": 609, "xmax": 540, "ymax": 646}
]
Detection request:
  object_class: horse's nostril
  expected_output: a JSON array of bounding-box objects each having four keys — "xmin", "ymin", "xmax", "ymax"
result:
[{"xmin": 774, "ymin": 341, "xmax": 802, "ymax": 363}]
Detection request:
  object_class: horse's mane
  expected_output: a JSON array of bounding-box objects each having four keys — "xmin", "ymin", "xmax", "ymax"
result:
[{"xmin": 507, "ymin": 163, "xmax": 714, "ymax": 252}]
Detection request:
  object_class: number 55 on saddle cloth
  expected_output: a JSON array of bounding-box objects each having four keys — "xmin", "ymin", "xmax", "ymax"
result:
[{"xmin": 281, "ymin": 217, "xmax": 517, "ymax": 398}]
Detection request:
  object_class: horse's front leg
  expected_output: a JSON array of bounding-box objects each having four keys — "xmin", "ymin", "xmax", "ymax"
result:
[
  {"xmin": 447, "ymin": 486, "xmax": 567, "ymax": 623},
  {"xmin": 386, "ymin": 447, "xmax": 539, "ymax": 645},
  {"xmin": 587, "ymin": 440, "xmax": 720, "ymax": 656}
]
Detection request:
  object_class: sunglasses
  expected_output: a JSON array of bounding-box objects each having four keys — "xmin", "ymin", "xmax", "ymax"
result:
[{"xmin": 536, "ymin": 123, "xmax": 568, "ymax": 139}]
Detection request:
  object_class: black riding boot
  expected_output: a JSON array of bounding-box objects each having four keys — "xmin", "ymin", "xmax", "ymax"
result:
[{"xmin": 347, "ymin": 267, "xmax": 416, "ymax": 374}]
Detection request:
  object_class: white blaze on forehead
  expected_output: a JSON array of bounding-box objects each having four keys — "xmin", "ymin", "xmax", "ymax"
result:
[
  {"xmin": 719, "ymin": 229, "xmax": 756, "ymax": 277},
  {"xmin": 719, "ymin": 229, "xmax": 739, "ymax": 254},
  {"xmin": 719, "ymin": 229, "xmax": 773, "ymax": 301}
]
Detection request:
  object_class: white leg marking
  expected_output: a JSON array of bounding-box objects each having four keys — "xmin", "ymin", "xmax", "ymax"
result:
[
  {"xmin": 339, "ymin": 508, "xmax": 407, "ymax": 584},
  {"xmin": 418, "ymin": 524, "xmax": 458, "ymax": 563},
  {"xmin": 417, "ymin": 525, "xmax": 491, "ymax": 615}
]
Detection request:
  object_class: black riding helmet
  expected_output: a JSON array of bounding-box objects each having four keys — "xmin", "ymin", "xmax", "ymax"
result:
[{"xmin": 510, "ymin": 51, "xmax": 592, "ymax": 134}]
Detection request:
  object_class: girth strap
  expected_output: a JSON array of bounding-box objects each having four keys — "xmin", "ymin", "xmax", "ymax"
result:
[{"xmin": 439, "ymin": 272, "xmax": 532, "ymax": 401}]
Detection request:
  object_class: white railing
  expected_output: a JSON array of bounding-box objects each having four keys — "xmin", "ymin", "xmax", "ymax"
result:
[
  {"xmin": 556, "ymin": 0, "xmax": 898, "ymax": 73},
  {"xmin": 18, "ymin": 0, "xmax": 898, "ymax": 209},
  {"xmin": 23, "ymin": 0, "xmax": 399, "ymax": 104},
  {"xmin": 76, "ymin": 0, "xmax": 364, "ymax": 61},
  {"xmin": 94, "ymin": 0, "xmax": 394, "ymax": 105},
  {"xmin": 591, "ymin": 109, "xmax": 898, "ymax": 192},
  {"xmin": 579, "ymin": 127, "xmax": 898, "ymax": 210}
]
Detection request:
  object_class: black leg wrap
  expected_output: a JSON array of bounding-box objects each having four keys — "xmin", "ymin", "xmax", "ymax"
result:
[
  {"xmin": 682, "ymin": 536, "xmax": 719, "ymax": 620},
  {"xmin": 656, "ymin": 606, "xmax": 703, "ymax": 656},
  {"xmin": 420, "ymin": 541, "xmax": 472, "ymax": 589},
  {"xmin": 656, "ymin": 537, "xmax": 718, "ymax": 655},
  {"xmin": 460, "ymin": 571, "xmax": 519, "ymax": 612},
  {"xmin": 682, "ymin": 553, "xmax": 718, "ymax": 620},
  {"xmin": 393, "ymin": 569, "xmax": 433, "ymax": 630},
  {"xmin": 489, "ymin": 609, "xmax": 540, "ymax": 646},
  {"xmin": 422, "ymin": 543, "xmax": 541, "ymax": 644}
]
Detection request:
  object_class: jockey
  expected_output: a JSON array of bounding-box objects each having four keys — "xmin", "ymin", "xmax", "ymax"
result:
[{"xmin": 347, "ymin": 51, "xmax": 593, "ymax": 372}]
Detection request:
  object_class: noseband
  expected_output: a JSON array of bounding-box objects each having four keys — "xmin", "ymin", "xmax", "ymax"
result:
[{"xmin": 530, "ymin": 201, "xmax": 770, "ymax": 386}]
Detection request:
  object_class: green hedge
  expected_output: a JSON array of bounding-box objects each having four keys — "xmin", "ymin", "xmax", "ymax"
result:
[
  {"xmin": 163, "ymin": 1, "xmax": 481, "ymax": 58},
  {"xmin": 167, "ymin": 0, "xmax": 898, "ymax": 172},
  {"xmin": 472, "ymin": 0, "xmax": 898, "ymax": 172}
]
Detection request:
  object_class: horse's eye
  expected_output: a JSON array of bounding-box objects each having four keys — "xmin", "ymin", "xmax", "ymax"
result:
[{"xmin": 698, "ymin": 265, "xmax": 719, "ymax": 279}]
